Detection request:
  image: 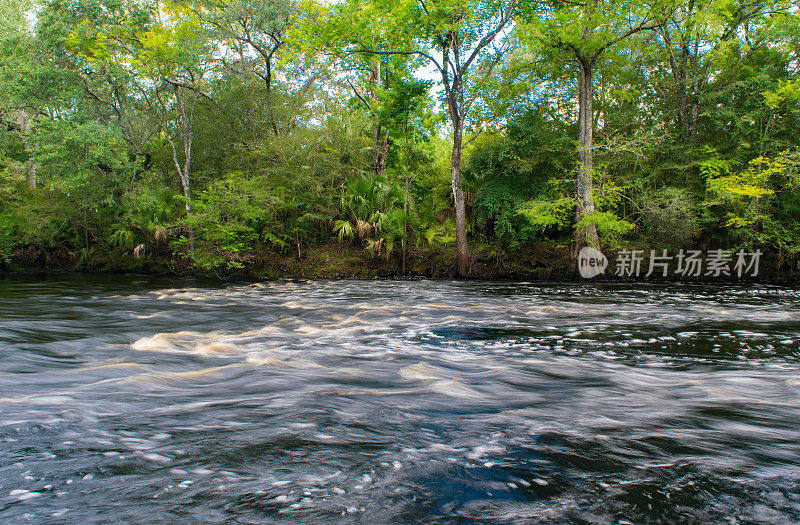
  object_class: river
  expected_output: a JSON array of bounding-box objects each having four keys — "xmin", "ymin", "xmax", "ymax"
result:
[{"xmin": 1, "ymin": 275, "xmax": 799, "ymax": 523}]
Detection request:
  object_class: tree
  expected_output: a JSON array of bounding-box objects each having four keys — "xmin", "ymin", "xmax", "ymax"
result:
[
  {"xmin": 520, "ymin": 0, "xmax": 669, "ymax": 256},
  {"xmin": 309, "ymin": 0, "xmax": 517, "ymax": 276},
  {"xmin": 134, "ymin": 4, "xmax": 217, "ymax": 216},
  {"xmin": 374, "ymin": 75, "xmax": 430, "ymax": 272},
  {"xmin": 37, "ymin": 0, "xmax": 159, "ymax": 176},
  {"xmin": 0, "ymin": 0, "xmax": 43, "ymax": 188},
  {"xmin": 197, "ymin": 0, "xmax": 297, "ymax": 135},
  {"xmin": 342, "ymin": 56, "xmax": 393, "ymax": 176},
  {"xmin": 653, "ymin": 0, "xmax": 790, "ymax": 147}
]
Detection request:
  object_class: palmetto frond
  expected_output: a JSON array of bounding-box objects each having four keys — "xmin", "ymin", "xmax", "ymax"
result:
[
  {"xmin": 108, "ymin": 228, "xmax": 138, "ymax": 250},
  {"xmin": 333, "ymin": 220, "xmax": 355, "ymax": 241},
  {"xmin": 355, "ymin": 219, "xmax": 372, "ymax": 240},
  {"xmin": 365, "ymin": 237, "xmax": 384, "ymax": 257}
]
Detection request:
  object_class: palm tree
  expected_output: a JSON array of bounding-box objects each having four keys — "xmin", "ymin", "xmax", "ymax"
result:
[
  {"xmin": 333, "ymin": 174, "xmax": 403, "ymax": 245},
  {"xmin": 109, "ymin": 187, "xmax": 186, "ymax": 257}
]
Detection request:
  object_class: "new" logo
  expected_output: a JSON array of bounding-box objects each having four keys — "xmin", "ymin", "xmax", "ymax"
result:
[{"xmin": 578, "ymin": 247, "xmax": 608, "ymax": 278}]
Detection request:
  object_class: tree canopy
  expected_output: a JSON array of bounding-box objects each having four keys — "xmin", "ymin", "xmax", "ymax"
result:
[{"xmin": 0, "ymin": 0, "xmax": 798, "ymax": 276}]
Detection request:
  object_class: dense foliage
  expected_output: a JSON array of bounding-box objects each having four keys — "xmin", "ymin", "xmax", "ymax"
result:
[{"xmin": 0, "ymin": 0, "xmax": 798, "ymax": 275}]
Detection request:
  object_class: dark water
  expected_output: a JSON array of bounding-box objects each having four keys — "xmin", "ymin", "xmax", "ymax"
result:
[{"xmin": 1, "ymin": 275, "xmax": 800, "ymax": 524}]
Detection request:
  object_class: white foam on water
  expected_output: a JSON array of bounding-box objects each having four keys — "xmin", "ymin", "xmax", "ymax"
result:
[
  {"xmin": 295, "ymin": 324, "xmax": 323, "ymax": 335},
  {"xmin": 324, "ymin": 316, "xmax": 375, "ymax": 329},
  {"xmin": 351, "ymin": 302, "xmax": 395, "ymax": 311},
  {"xmin": 131, "ymin": 331, "xmax": 257, "ymax": 358},
  {"xmin": 271, "ymin": 480, "xmax": 292, "ymax": 487},
  {"xmin": 131, "ymin": 331, "xmax": 203, "ymax": 353},
  {"xmin": 288, "ymin": 422, "xmax": 315, "ymax": 429},
  {"xmin": 141, "ymin": 453, "xmax": 172, "ymax": 464},
  {"xmin": 282, "ymin": 301, "xmax": 316, "ymax": 310},
  {"xmin": 399, "ymin": 363, "xmax": 447, "ymax": 381},
  {"xmin": 430, "ymin": 380, "xmax": 482, "ymax": 399},
  {"xmin": 237, "ymin": 326, "xmax": 283, "ymax": 337},
  {"xmin": 733, "ymin": 330, "xmax": 769, "ymax": 337},
  {"xmin": 466, "ymin": 444, "xmax": 505, "ymax": 460},
  {"xmin": 66, "ymin": 362, "xmax": 149, "ymax": 374},
  {"xmin": 0, "ymin": 395, "xmax": 73, "ymax": 405},
  {"xmin": 243, "ymin": 355, "xmax": 287, "ymax": 367},
  {"xmin": 246, "ymin": 355, "xmax": 324, "ymax": 369},
  {"xmin": 194, "ymin": 343, "xmax": 240, "ymax": 355}
]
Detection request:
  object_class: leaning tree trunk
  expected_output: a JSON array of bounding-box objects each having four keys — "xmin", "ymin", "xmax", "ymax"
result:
[
  {"xmin": 164, "ymin": 86, "xmax": 197, "ymax": 251},
  {"xmin": 450, "ymin": 117, "xmax": 470, "ymax": 276},
  {"xmin": 182, "ymin": 98, "xmax": 195, "ymax": 251},
  {"xmin": 574, "ymin": 57, "xmax": 599, "ymax": 258}
]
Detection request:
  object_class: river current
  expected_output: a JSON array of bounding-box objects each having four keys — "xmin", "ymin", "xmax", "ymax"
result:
[{"xmin": 1, "ymin": 275, "xmax": 799, "ymax": 523}]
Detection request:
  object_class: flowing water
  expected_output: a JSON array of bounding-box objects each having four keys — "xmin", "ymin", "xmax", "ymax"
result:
[{"xmin": 1, "ymin": 275, "xmax": 800, "ymax": 524}]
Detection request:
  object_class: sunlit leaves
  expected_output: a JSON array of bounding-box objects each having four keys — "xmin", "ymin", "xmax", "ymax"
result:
[
  {"xmin": 764, "ymin": 80, "xmax": 800, "ymax": 110},
  {"xmin": 134, "ymin": 4, "xmax": 209, "ymax": 76},
  {"xmin": 65, "ymin": 26, "xmax": 112, "ymax": 62},
  {"xmin": 0, "ymin": 0, "xmax": 33, "ymax": 35}
]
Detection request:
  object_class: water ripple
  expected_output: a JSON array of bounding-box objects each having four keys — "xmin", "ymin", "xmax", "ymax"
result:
[{"xmin": 1, "ymin": 275, "xmax": 799, "ymax": 523}]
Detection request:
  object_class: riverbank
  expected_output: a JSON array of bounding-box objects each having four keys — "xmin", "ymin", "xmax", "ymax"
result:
[
  {"xmin": 3, "ymin": 240, "xmax": 799, "ymax": 284},
  {"xmin": 3, "ymin": 241, "xmax": 571, "ymax": 280}
]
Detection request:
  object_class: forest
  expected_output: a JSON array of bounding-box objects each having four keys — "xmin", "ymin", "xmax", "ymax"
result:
[{"xmin": 0, "ymin": 0, "xmax": 798, "ymax": 278}]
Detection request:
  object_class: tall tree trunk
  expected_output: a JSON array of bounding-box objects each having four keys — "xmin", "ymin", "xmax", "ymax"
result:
[
  {"xmin": 372, "ymin": 125, "xmax": 390, "ymax": 176},
  {"xmin": 678, "ymin": 0, "xmax": 694, "ymax": 144},
  {"xmin": 165, "ymin": 87, "xmax": 196, "ymax": 250},
  {"xmin": 676, "ymin": 46, "xmax": 691, "ymax": 186},
  {"xmin": 182, "ymin": 93, "xmax": 195, "ymax": 250},
  {"xmin": 574, "ymin": 57, "xmax": 599, "ymax": 258},
  {"xmin": 181, "ymin": 173, "xmax": 192, "ymax": 214},
  {"xmin": 167, "ymin": 128, "xmax": 193, "ymax": 249},
  {"xmin": 677, "ymin": 48, "xmax": 689, "ymax": 142},
  {"xmin": 372, "ymin": 123, "xmax": 382, "ymax": 175},
  {"xmin": 402, "ymin": 117, "xmax": 409, "ymax": 275},
  {"xmin": 176, "ymin": 159, "xmax": 194, "ymax": 251},
  {"xmin": 25, "ymin": 156, "xmax": 36, "ymax": 190},
  {"xmin": 450, "ymin": 117, "xmax": 470, "ymax": 276},
  {"xmin": 265, "ymin": 50, "xmax": 279, "ymax": 137},
  {"xmin": 369, "ymin": 60, "xmax": 390, "ymax": 176},
  {"xmin": 182, "ymin": 103, "xmax": 194, "ymax": 215},
  {"xmin": 689, "ymin": 37, "xmax": 701, "ymax": 146}
]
